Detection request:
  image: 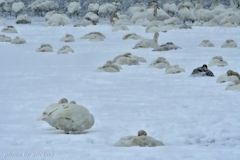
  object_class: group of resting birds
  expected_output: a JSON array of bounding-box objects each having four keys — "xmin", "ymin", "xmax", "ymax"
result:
[{"xmin": 38, "ymin": 98, "xmax": 164, "ymax": 147}]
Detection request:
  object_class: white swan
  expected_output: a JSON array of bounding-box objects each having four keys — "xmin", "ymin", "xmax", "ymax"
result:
[
  {"xmin": 221, "ymin": 39, "xmax": 238, "ymax": 48},
  {"xmin": 153, "ymin": 42, "xmax": 181, "ymax": 51},
  {"xmin": 217, "ymin": 70, "xmax": 240, "ymax": 83},
  {"xmin": 84, "ymin": 12, "xmax": 99, "ymax": 25},
  {"xmin": 67, "ymin": 2, "xmax": 81, "ymax": 16},
  {"xmin": 163, "ymin": 0, "xmax": 178, "ymax": 17},
  {"xmin": 74, "ymin": 19, "xmax": 94, "ymax": 27},
  {"xmin": 80, "ymin": 32, "xmax": 106, "ymax": 41},
  {"xmin": 88, "ymin": 2, "xmax": 99, "ymax": 14},
  {"xmin": 38, "ymin": 98, "xmax": 68, "ymax": 129},
  {"xmin": 57, "ymin": 45, "xmax": 74, "ymax": 54},
  {"xmin": 1, "ymin": 26, "xmax": 17, "ymax": 33},
  {"xmin": 112, "ymin": 53, "xmax": 146, "ymax": 65},
  {"xmin": 46, "ymin": 12, "xmax": 70, "ymax": 26},
  {"xmin": 60, "ymin": 34, "xmax": 75, "ymax": 42},
  {"xmin": 122, "ymin": 33, "xmax": 143, "ymax": 40},
  {"xmin": 12, "ymin": 2, "xmax": 25, "ymax": 15},
  {"xmin": 165, "ymin": 65, "xmax": 185, "ymax": 74},
  {"xmin": 97, "ymin": 60, "xmax": 122, "ymax": 72},
  {"xmin": 193, "ymin": 0, "xmax": 213, "ymax": 22},
  {"xmin": 38, "ymin": 98, "xmax": 94, "ymax": 134},
  {"xmin": 149, "ymin": 57, "xmax": 170, "ymax": 69},
  {"xmin": 133, "ymin": 32, "xmax": 159, "ymax": 49},
  {"xmin": 199, "ymin": 40, "xmax": 214, "ymax": 47},
  {"xmin": 0, "ymin": 35, "xmax": 11, "ymax": 42},
  {"xmin": 49, "ymin": 103, "xmax": 94, "ymax": 134},
  {"xmin": 11, "ymin": 37, "xmax": 26, "ymax": 44},
  {"xmin": 164, "ymin": 17, "xmax": 182, "ymax": 25},
  {"xmin": 177, "ymin": 3, "xmax": 195, "ymax": 24},
  {"xmin": 225, "ymin": 76, "xmax": 240, "ymax": 90},
  {"xmin": 36, "ymin": 44, "xmax": 53, "ymax": 52},
  {"xmin": 16, "ymin": 14, "xmax": 31, "ymax": 24},
  {"xmin": 114, "ymin": 130, "xmax": 164, "ymax": 147},
  {"xmin": 208, "ymin": 56, "xmax": 228, "ymax": 67}
]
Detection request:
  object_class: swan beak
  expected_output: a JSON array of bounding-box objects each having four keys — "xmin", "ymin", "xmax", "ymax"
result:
[{"xmin": 37, "ymin": 115, "xmax": 44, "ymax": 121}]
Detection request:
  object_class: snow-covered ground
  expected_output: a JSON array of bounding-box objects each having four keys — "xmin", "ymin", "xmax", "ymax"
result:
[{"xmin": 0, "ymin": 20, "xmax": 240, "ymax": 159}]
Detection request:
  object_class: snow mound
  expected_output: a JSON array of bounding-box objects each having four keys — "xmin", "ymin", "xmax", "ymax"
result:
[{"xmin": 112, "ymin": 25, "xmax": 129, "ymax": 32}]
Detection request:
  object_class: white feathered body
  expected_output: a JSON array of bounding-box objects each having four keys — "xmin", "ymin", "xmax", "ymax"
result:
[{"xmin": 114, "ymin": 135, "xmax": 164, "ymax": 147}]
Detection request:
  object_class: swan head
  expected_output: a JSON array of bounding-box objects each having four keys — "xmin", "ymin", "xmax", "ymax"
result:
[
  {"xmin": 138, "ymin": 130, "xmax": 147, "ymax": 136},
  {"xmin": 154, "ymin": 32, "xmax": 159, "ymax": 41},
  {"xmin": 70, "ymin": 101, "xmax": 76, "ymax": 104},
  {"xmin": 58, "ymin": 98, "xmax": 68, "ymax": 104},
  {"xmin": 202, "ymin": 64, "xmax": 208, "ymax": 69},
  {"xmin": 227, "ymin": 70, "xmax": 239, "ymax": 77}
]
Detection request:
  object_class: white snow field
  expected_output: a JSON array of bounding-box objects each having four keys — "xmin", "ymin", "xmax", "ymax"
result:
[{"xmin": 0, "ymin": 20, "xmax": 240, "ymax": 160}]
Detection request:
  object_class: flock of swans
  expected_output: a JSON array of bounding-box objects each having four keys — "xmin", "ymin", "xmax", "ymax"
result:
[{"xmin": 1, "ymin": 0, "xmax": 239, "ymax": 147}]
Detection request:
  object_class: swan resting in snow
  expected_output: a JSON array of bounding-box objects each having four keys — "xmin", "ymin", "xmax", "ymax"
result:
[
  {"xmin": 114, "ymin": 130, "xmax": 164, "ymax": 147},
  {"xmin": 81, "ymin": 32, "xmax": 106, "ymax": 41},
  {"xmin": 36, "ymin": 44, "xmax": 53, "ymax": 52},
  {"xmin": 149, "ymin": 57, "xmax": 170, "ymax": 69},
  {"xmin": 97, "ymin": 60, "xmax": 122, "ymax": 72},
  {"xmin": 60, "ymin": 34, "xmax": 75, "ymax": 42},
  {"xmin": 190, "ymin": 64, "xmax": 214, "ymax": 77},
  {"xmin": 165, "ymin": 65, "xmax": 185, "ymax": 74},
  {"xmin": 57, "ymin": 45, "xmax": 74, "ymax": 54},
  {"xmin": 38, "ymin": 98, "xmax": 95, "ymax": 134},
  {"xmin": 133, "ymin": 32, "xmax": 159, "ymax": 49},
  {"xmin": 0, "ymin": 35, "xmax": 12, "ymax": 42},
  {"xmin": 208, "ymin": 56, "xmax": 228, "ymax": 67},
  {"xmin": 1, "ymin": 26, "xmax": 18, "ymax": 33},
  {"xmin": 225, "ymin": 76, "xmax": 240, "ymax": 91},
  {"xmin": 122, "ymin": 33, "xmax": 143, "ymax": 40},
  {"xmin": 112, "ymin": 53, "xmax": 146, "ymax": 65},
  {"xmin": 16, "ymin": 14, "xmax": 31, "ymax": 24},
  {"xmin": 38, "ymin": 98, "xmax": 69, "ymax": 129},
  {"xmin": 179, "ymin": 24, "xmax": 192, "ymax": 29},
  {"xmin": 199, "ymin": 40, "xmax": 214, "ymax": 47},
  {"xmin": 11, "ymin": 37, "xmax": 26, "ymax": 44},
  {"xmin": 221, "ymin": 39, "xmax": 238, "ymax": 48},
  {"xmin": 153, "ymin": 42, "xmax": 181, "ymax": 51},
  {"xmin": 216, "ymin": 70, "xmax": 240, "ymax": 83}
]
